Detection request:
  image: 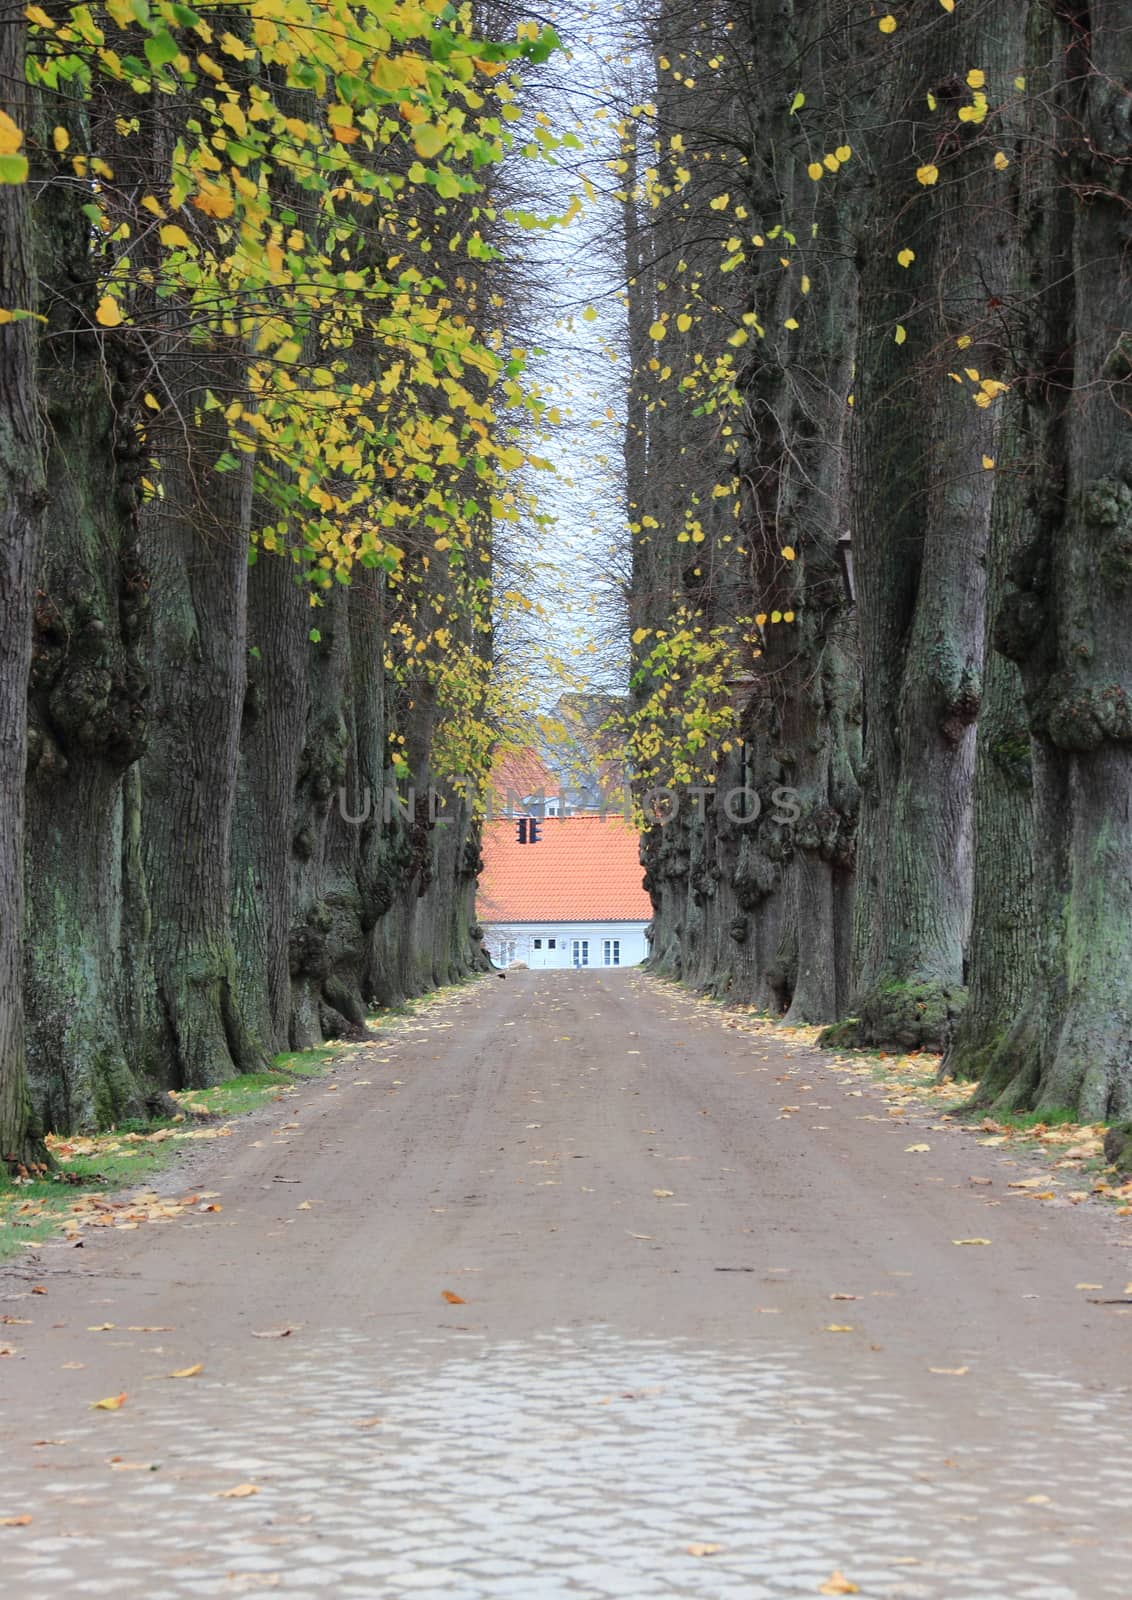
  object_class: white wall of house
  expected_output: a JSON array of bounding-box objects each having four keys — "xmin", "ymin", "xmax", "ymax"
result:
[{"xmin": 486, "ymin": 921, "xmax": 649, "ymax": 970}]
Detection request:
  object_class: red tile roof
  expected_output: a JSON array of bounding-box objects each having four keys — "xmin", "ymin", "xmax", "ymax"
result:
[{"xmin": 477, "ymin": 815, "xmax": 650, "ymax": 924}]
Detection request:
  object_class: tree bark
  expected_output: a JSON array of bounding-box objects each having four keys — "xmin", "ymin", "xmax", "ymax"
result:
[
  {"xmin": 983, "ymin": 0, "xmax": 1132, "ymax": 1122},
  {"xmin": 0, "ymin": 14, "xmax": 49, "ymax": 1169},
  {"xmin": 139, "ymin": 357, "xmax": 267, "ymax": 1088},
  {"xmin": 841, "ymin": 0, "xmax": 1026, "ymax": 1049},
  {"xmin": 24, "ymin": 97, "xmax": 153, "ymax": 1130}
]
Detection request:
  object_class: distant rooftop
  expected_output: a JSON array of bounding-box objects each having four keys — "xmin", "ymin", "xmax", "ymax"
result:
[{"xmin": 477, "ymin": 815, "xmax": 650, "ymax": 924}]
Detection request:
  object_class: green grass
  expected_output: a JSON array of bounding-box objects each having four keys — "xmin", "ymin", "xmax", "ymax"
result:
[
  {"xmin": 0, "ymin": 1041, "xmax": 346, "ymax": 1262},
  {"xmin": 0, "ymin": 978, "xmax": 485, "ymax": 1262}
]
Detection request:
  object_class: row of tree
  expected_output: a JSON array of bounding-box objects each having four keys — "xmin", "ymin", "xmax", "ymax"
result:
[
  {"xmin": 0, "ymin": 0, "xmax": 560, "ymax": 1166},
  {"xmin": 619, "ymin": 0, "xmax": 1132, "ymax": 1130}
]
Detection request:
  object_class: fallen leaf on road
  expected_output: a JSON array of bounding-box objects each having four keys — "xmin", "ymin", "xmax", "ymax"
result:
[
  {"xmin": 441, "ymin": 1291, "xmax": 466, "ymax": 1305},
  {"xmin": 653, "ymin": 1189, "xmax": 675, "ymax": 1198},
  {"xmin": 128, "ymin": 1326, "xmax": 174, "ymax": 1333},
  {"xmin": 251, "ymin": 1328, "xmax": 293, "ymax": 1339},
  {"xmin": 825, "ymin": 1324, "xmax": 854, "ymax": 1333},
  {"xmin": 92, "ymin": 1393, "xmax": 127, "ymax": 1410},
  {"xmin": 30, "ymin": 1286, "xmax": 47, "ymax": 1295},
  {"xmin": 216, "ymin": 1483, "xmax": 259, "ymax": 1499},
  {"xmin": 830, "ymin": 1293, "xmax": 859, "ymax": 1301},
  {"xmin": 969, "ymin": 1177, "xmax": 992, "ymax": 1186},
  {"xmin": 87, "ymin": 1323, "xmax": 116, "ymax": 1332},
  {"xmin": 820, "ymin": 1573, "xmax": 859, "ymax": 1595},
  {"xmin": 169, "ymin": 1364, "xmax": 203, "ymax": 1378},
  {"xmin": 686, "ymin": 1543, "xmax": 721, "ymax": 1557},
  {"xmin": 929, "ymin": 1366, "xmax": 969, "ymax": 1376},
  {"xmin": 0, "ymin": 1515, "xmax": 32, "ymax": 1527},
  {"xmin": 953, "ymin": 1238, "xmax": 991, "ymax": 1246},
  {"xmin": 296, "ymin": 1201, "xmax": 312, "ymax": 1211},
  {"xmin": 905, "ymin": 1144, "xmax": 931, "ymax": 1153},
  {"xmin": 1075, "ymin": 1283, "xmax": 1102, "ymax": 1291},
  {"xmin": 1025, "ymin": 1494, "xmax": 1051, "ymax": 1504},
  {"xmin": 628, "ymin": 1232, "xmax": 653, "ymax": 1240},
  {"xmin": 354, "ymin": 1417, "xmax": 383, "ymax": 1429}
]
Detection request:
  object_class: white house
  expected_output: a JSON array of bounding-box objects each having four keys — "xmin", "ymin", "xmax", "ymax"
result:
[{"xmin": 477, "ymin": 815, "xmax": 651, "ymax": 970}]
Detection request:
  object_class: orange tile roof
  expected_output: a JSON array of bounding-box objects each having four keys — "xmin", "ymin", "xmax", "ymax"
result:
[{"xmin": 477, "ymin": 815, "xmax": 651, "ymax": 924}]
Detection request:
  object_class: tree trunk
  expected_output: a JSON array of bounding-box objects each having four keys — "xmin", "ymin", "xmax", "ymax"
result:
[
  {"xmin": 0, "ymin": 18, "xmax": 49, "ymax": 1170},
  {"xmin": 983, "ymin": 0, "xmax": 1132, "ymax": 1122},
  {"xmin": 24, "ymin": 102, "xmax": 153, "ymax": 1131},
  {"xmin": 139, "ymin": 357, "xmax": 267, "ymax": 1088},
  {"xmin": 842, "ymin": 0, "xmax": 1026, "ymax": 1049}
]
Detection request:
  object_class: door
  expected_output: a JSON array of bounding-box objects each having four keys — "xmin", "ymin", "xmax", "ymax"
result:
[{"xmin": 572, "ymin": 939, "xmax": 589, "ymax": 968}]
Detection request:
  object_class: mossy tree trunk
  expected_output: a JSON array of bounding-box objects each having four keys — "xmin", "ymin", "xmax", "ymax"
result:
[
  {"xmin": 24, "ymin": 123, "xmax": 153, "ymax": 1129},
  {"xmin": 139, "ymin": 355, "xmax": 267, "ymax": 1088},
  {"xmin": 732, "ymin": 0, "xmax": 861, "ymax": 1023},
  {"xmin": 981, "ymin": 0, "xmax": 1132, "ymax": 1121},
  {"xmin": 844, "ymin": 0, "xmax": 1027, "ymax": 1050},
  {"xmin": 0, "ymin": 10, "xmax": 49, "ymax": 1170}
]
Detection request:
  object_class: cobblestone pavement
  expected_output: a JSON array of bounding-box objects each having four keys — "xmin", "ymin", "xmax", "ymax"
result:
[
  {"xmin": 3, "ymin": 973, "xmax": 1131, "ymax": 1597},
  {"xmin": 3, "ymin": 1326, "xmax": 1130, "ymax": 1598}
]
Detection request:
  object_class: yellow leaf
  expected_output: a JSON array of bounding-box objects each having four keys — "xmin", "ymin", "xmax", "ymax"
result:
[
  {"xmin": 25, "ymin": 5, "xmax": 55, "ymax": 25},
  {"xmin": 781, "ymin": 546, "xmax": 796, "ymax": 561},
  {"xmin": 807, "ymin": 161, "xmax": 823, "ymax": 181},
  {"xmin": 92, "ymin": 1392, "xmax": 127, "ymax": 1410},
  {"xmin": 825, "ymin": 1323, "xmax": 854, "ymax": 1333},
  {"xmin": 159, "ymin": 224, "xmax": 193, "ymax": 249},
  {"xmin": 820, "ymin": 1574, "xmax": 859, "ymax": 1596},
  {"xmin": 953, "ymin": 1238, "xmax": 991, "ymax": 1246},
  {"xmin": 0, "ymin": 1515, "xmax": 32, "ymax": 1527},
  {"xmin": 994, "ymin": 151, "xmax": 1010, "ymax": 171},
  {"xmin": 929, "ymin": 1365, "xmax": 970, "ymax": 1375},
  {"xmin": 652, "ymin": 1188, "xmax": 675, "ymax": 1198},
  {"xmin": 676, "ymin": 313, "xmax": 692, "ymax": 333},
  {"xmin": 413, "ymin": 123, "xmax": 447, "ymax": 160},
  {"xmin": 894, "ymin": 324, "xmax": 907, "ymax": 345},
  {"xmin": 897, "ymin": 248, "xmax": 915, "ymax": 268},
  {"xmin": 686, "ymin": 1543, "xmax": 721, "ymax": 1557},
  {"xmin": 783, "ymin": 610, "xmax": 795, "ymax": 622},
  {"xmin": 52, "ymin": 126, "xmax": 69, "ymax": 153},
  {"xmin": 631, "ymin": 627, "xmax": 651, "ymax": 644},
  {"xmin": 940, "ymin": 0, "xmax": 955, "ymax": 10},
  {"xmin": 582, "ymin": 306, "xmax": 598, "ymax": 321},
  {"xmin": 441, "ymin": 1290, "xmax": 466, "ymax": 1304},
  {"xmin": 916, "ymin": 164, "xmax": 940, "ymax": 186},
  {"xmin": 967, "ymin": 69, "xmax": 985, "ymax": 89},
  {"xmin": 216, "ymin": 1483, "xmax": 258, "ymax": 1498},
  {"xmin": 905, "ymin": 1143, "xmax": 931, "ymax": 1152},
  {"xmin": 982, "ymin": 455, "xmax": 995, "ymax": 470},
  {"xmin": 169, "ymin": 1364, "xmax": 203, "ymax": 1378},
  {"xmin": 878, "ymin": 14, "xmax": 897, "ymax": 32},
  {"xmin": 0, "ymin": 110, "xmax": 23, "ymax": 156},
  {"xmin": 649, "ymin": 320, "xmax": 666, "ymax": 341},
  {"xmin": 95, "ymin": 296, "xmax": 123, "ymax": 328}
]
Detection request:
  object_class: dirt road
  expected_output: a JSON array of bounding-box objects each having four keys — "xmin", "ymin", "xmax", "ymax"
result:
[{"xmin": 2, "ymin": 971, "xmax": 1130, "ymax": 1598}]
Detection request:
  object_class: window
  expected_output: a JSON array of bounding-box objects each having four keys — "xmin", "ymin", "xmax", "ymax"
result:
[
  {"xmin": 603, "ymin": 939, "xmax": 621, "ymax": 966},
  {"xmin": 572, "ymin": 939, "xmax": 589, "ymax": 967},
  {"xmin": 547, "ymin": 939, "xmax": 556, "ymax": 949},
  {"xmin": 533, "ymin": 939, "xmax": 542, "ymax": 949}
]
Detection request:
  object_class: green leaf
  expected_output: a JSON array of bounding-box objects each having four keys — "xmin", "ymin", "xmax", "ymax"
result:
[
  {"xmin": 144, "ymin": 29, "xmax": 179, "ymax": 68},
  {"xmin": 0, "ymin": 153, "xmax": 29, "ymax": 184}
]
